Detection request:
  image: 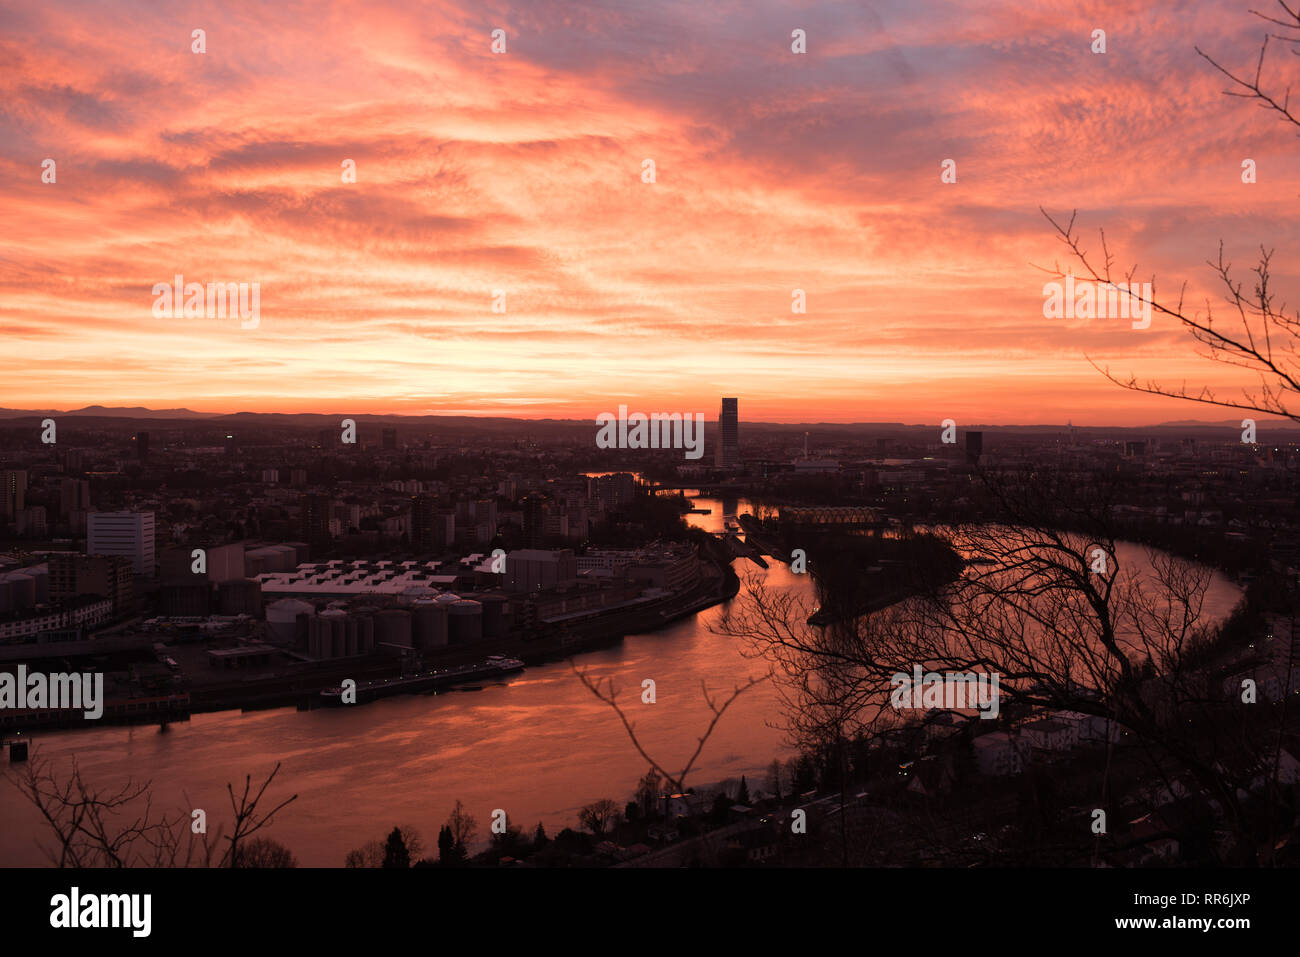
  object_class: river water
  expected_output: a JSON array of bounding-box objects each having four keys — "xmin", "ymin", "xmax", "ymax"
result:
[{"xmin": 0, "ymin": 496, "xmax": 1242, "ymax": 866}]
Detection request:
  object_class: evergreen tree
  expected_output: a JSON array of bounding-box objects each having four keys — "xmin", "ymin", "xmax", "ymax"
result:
[
  {"xmin": 533, "ymin": 822, "xmax": 549, "ymax": 849},
  {"xmin": 382, "ymin": 827, "xmax": 410, "ymax": 868},
  {"xmin": 437, "ymin": 825, "xmax": 455, "ymax": 866},
  {"xmin": 737, "ymin": 775, "xmax": 750, "ymax": 806}
]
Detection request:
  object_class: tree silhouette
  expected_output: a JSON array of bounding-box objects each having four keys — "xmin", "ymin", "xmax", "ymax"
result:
[{"xmin": 382, "ymin": 827, "xmax": 410, "ymax": 868}]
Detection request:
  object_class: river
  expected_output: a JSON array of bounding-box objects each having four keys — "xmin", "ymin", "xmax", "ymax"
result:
[
  {"xmin": 0, "ymin": 494, "xmax": 801, "ymax": 866},
  {"xmin": 0, "ymin": 496, "xmax": 1242, "ymax": 866}
]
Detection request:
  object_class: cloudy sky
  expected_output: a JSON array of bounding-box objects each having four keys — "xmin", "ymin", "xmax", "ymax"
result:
[{"xmin": 2, "ymin": 0, "xmax": 1298, "ymax": 423}]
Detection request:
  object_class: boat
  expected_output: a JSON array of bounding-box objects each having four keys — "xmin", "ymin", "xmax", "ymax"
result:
[{"xmin": 320, "ymin": 656, "xmax": 525, "ymax": 706}]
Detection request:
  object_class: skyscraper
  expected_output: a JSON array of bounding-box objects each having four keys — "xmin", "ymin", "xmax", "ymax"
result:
[
  {"xmin": 299, "ymin": 494, "xmax": 332, "ymax": 549},
  {"xmin": 1, "ymin": 470, "xmax": 27, "ymax": 519},
  {"xmin": 715, "ymin": 397, "xmax": 739, "ymax": 468},
  {"xmin": 410, "ymin": 495, "xmax": 434, "ymax": 550},
  {"xmin": 522, "ymin": 494, "xmax": 545, "ymax": 548},
  {"xmin": 87, "ymin": 511, "xmax": 156, "ymax": 576}
]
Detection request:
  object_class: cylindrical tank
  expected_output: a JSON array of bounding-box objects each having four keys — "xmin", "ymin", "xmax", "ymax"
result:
[
  {"xmin": 316, "ymin": 608, "xmax": 346, "ymax": 658},
  {"xmin": 411, "ymin": 600, "xmax": 450, "ymax": 650},
  {"xmin": 355, "ymin": 613, "xmax": 375, "ymax": 653},
  {"xmin": 376, "ymin": 609, "xmax": 412, "ymax": 647},
  {"xmin": 448, "ymin": 599, "xmax": 483, "ymax": 645},
  {"xmin": 480, "ymin": 595, "xmax": 507, "ymax": 639},
  {"xmin": 267, "ymin": 598, "xmax": 315, "ymax": 646}
]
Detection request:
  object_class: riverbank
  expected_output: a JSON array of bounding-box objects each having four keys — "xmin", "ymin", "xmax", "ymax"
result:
[
  {"xmin": 0, "ymin": 552, "xmax": 801, "ymax": 867},
  {"xmin": 2, "ymin": 546, "xmax": 742, "ymax": 731}
]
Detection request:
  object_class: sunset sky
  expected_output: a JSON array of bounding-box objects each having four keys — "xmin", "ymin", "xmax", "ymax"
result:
[{"xmin": 2, "ymin": 0, "xmax": 1299, "ymax": 424}]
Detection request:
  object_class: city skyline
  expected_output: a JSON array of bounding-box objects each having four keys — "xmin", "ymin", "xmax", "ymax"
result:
[{"xmin": 1, "ymin": 401, "xmax": 1298, "ymax": 430}]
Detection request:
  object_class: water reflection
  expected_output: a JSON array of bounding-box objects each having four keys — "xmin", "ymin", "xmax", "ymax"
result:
[{"xmin": 0, "ymin": 500, "xmax": 1243, "ymax": 866}]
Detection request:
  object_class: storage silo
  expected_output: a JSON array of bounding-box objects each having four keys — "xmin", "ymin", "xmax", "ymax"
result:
[
  {"xmin": 267, "ymin": 598, "xmax": 315, "ymax": 647},
  {"xmin": 376, "ymin": 608, "xmax": 412, "ymax": 647},
  {"xmin": 448, "ymin": 599, "xmax": 483, "ymax": 645},
  {"xmin": 412, "ymin": 600, "xmax": 449, "ymax": 650},
  {"xmin": 354, "ymin": 611, "xmax": 375, "ymax": 653},
  {"xmin": 317, "ymin": 608, "xmax": 347, "ymax": 658},
  {"xmin": 480, "ymin": 595, "xmax": 507, "ymax": 639}
]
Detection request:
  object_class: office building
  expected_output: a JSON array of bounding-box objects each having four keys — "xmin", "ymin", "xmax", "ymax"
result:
[
  {"xmin": 411, "ymin": 495, "xmax": 454, "ymax": 550},
  {"xmin": 715, "ymin": 397, "xmax": 739, "ymax": 468},
  {"xmin": 88, "ymin": 511, "xmax": 156, "ymax": 576},
  {"xmin": 299, "ymin": 494, "xmax": 332, "ymax": 548},
  {"xmin": 522, "ymin": 495, "xmax": 545, "ymax": 548},
  {"xmin": 54, "ymin": 549, "xmax": 138, "ymax": 612},
  {"xmin": 1, "ymin": 470, "xmax": 27, "ymax": 519}
]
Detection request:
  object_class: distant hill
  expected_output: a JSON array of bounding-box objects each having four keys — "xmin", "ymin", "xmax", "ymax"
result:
[
  {"xmin": 65, "ymin": 405, "xmax": 214, "ymax": 418},
  {"xmin": 0, "ymin": 405, "xmax": 214, "ymax": 419},
  {"xmin": 1154, "ymin": 417, "xmax": 1297, "ymax": 428},
  {"xmin": 0, "ymin": 405, "xmax": 1298, "ymax": 430}
]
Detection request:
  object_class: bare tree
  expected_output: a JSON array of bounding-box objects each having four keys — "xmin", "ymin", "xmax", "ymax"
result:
[
  {"xmin": 1042, "ymin": 2, "xmax": 1300, "ymax": 423},
  {"xmin": 717, "ymin": 467, "xmax": 1294, "ymax": 863},
  {"xmin": 571, "ymin": 660, "xmax": 768, "ymax": 796},
  {"xmin": 344, "ymin": 839, "xmax": 385, "ymax": 868},
  {"xmin": 446, "ymin": 799, "xmax": 477, "ymax": 850},
  {"xmin": 636, "ymin": 768, "xmax": 663, "ymax": 818},
  {"xmin": 1198, "ymin": 2, "xmax": 1300, "ymax": 137},
  {"xmin": 577, "ymin": 798, "xmax": 621, "ymax": 837},
  {"xmin": 1041, "ymin": 210, "xmax": 1300, "ymax": 423},
  {"xmin": 224, "ymin": 763, "xmax": 297, "ymax": 868},
  {"xmin": 232, "ymin": 836, "xmax": 298, "ymax": 868},
  {"xmin": 7, "ymin": 750, "xmax": 296, "ymax": 868}
]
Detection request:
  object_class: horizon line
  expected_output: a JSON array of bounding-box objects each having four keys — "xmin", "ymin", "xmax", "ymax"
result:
[{"xmin": 1, "ymin": 405, "xmax": 1296, "ymax": 431}]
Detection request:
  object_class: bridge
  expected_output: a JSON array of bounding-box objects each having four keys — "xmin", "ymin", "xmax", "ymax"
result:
[{"xmin": 642, "ymin": 482, "xmax": 722, "ymax": 494}]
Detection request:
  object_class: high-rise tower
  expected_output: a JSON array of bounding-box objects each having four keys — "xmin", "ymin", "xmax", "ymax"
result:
[{"xmin": 715, "ymin": 397, "xmax": 739, "ymax": 468}]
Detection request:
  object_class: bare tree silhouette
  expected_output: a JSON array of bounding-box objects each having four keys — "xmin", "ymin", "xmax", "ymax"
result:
[
  {"xmin": 1042, "ymin": 2, "xmax": 1300, "ymax": 423},
  {"xmin": 7, "ymin": 750, "xmax": 297, "ymax": 868}
]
